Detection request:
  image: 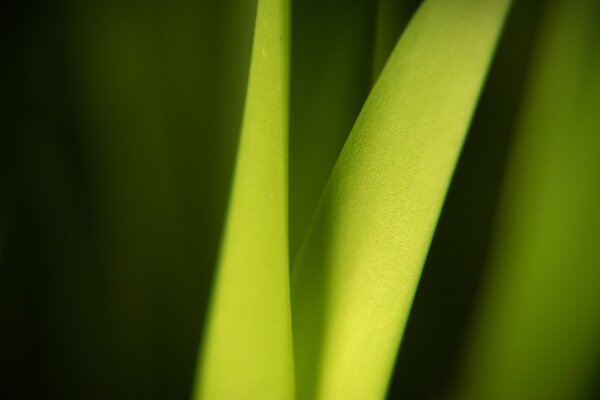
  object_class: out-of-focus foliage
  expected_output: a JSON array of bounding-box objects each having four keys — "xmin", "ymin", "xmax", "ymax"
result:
[
  {"xmin": 291, "ymin": 1, "xmax": 510, "ymax": 398},
  {"xmin": 457, "ymin": 1, "xmax": 600, "ymax": 398},
  {"xmin": 1, "ymin": 0, "xmax": 256, "ymax": 398}
]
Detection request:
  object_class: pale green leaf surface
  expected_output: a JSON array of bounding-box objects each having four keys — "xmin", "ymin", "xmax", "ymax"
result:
[
  {"xmin": 291, "ymin": 1, "xmax": 511, "ymax": 399},
  {"xmin": 457, "ymin": 1, "xmax": 600, "ymax": 398},
  {"xmin": 193, "ymin": 0, "xmax": 294, "ymax": 399}
]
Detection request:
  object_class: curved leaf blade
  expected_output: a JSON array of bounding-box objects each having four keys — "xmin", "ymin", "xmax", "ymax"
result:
[
  {"xmin": 192, "ymin": 0, "xmax": 294, "ymax": 398},
  {"xmin": 291, "ymin": 1, "xmax": 511, "ymax": 399}
]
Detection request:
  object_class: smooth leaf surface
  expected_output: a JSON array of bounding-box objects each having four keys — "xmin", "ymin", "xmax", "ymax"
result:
[
  {"xmin": 386, "ymin": 2, "xmax": 546, "ymax": 397},
  {"xmin": 291, "ymin": 1, "xmax": 511, "ymax": 399},
  {"xmin": 193, "ymin": 0, "xmax": 294, "ymax": 398}
]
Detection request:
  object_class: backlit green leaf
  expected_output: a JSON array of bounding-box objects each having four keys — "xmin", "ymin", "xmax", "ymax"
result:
[
  {"xmin": 192, "ymin": 0, "xmax": 294, "ymax": 399},
  {"xmin": 291, "ymin": 1, "xmax": 511, "ymax": 399}
]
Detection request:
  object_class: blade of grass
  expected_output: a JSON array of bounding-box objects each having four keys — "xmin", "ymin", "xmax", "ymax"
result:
[
  {"xmin": 456, "ymin": 1, "xmax": 600, "ymax": 398},
  {"xmin": 291, "ymin": 1, "xmax": 511, "ymax": 399},
  {"xmin": 386, "ymin": 2, "xmax": 546, "ymax": 397},
  {"xmin": 192, "ymin": 0, "xmax": 294, "ymax": 398}
]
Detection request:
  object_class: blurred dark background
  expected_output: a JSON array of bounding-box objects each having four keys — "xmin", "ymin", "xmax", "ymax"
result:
[{"xmin": 2, "ymin": 0, "xmax": 256, "ymax": 398}]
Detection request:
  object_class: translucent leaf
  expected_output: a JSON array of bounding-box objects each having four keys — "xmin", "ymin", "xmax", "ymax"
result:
[
  {"xmin": 193, "ymin": 0, "xmax": 294, "ymax": 398},
  {"xmin": 291, "ymin": 1, "xmax": 511, "ymax": 398}
]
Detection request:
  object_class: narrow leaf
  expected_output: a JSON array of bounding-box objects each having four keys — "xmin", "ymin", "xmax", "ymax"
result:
[
  {"xmin": 193, "ymin": 0, "xmax": 294, "ymax": 399},
  {"xmin": 291, "ymin": 1, "xmax": 511, "ymax": 399}
]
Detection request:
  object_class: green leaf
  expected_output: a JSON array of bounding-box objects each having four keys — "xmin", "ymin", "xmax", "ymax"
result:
[
  {"xmin": 457, "ymin": 1, "xmax": 600, "ymax": 398},
  {"xmin": 290, "ymin": 1, "xmax": 511, "ymax": 399},
  {"xmin": 192, "ymin": 0, "xmax": 294, "ymax": 399}
]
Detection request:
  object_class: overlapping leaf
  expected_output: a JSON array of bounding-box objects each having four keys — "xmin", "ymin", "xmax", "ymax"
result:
[{"xmin": 193, "ymin": 0, "xmax": 294, "ymax": 399}]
